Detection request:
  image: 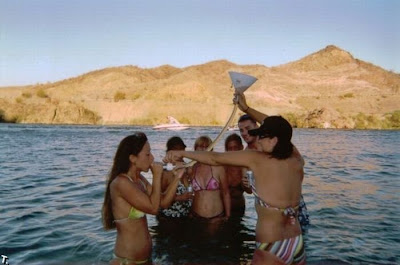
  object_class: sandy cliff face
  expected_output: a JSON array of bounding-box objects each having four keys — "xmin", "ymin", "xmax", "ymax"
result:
[{"xmin": 0, "ymin": 45, "xmax": 399, "ymax": 128}]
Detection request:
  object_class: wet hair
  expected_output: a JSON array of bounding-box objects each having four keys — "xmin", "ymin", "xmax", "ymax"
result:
[
  {"xmin": 238, "ymin": 114, "xmax": 257, "ymax": 124},
  {"xmin": 194, "ymin": 135, "xmax": 212, "ymax": 151},
  {"xmin": 102, "ymin": 132, "xmax": 148, "ymax": 230},
  {"xmin": 224, "ymin": 133, "xmax": 243, "ymax": 151},
  {"xmin": 166, "ymin": 136, "xmax": 186, "ymax": 151},
  {"xmin": 271, "ymin": 136, "xmax": 293, "ymax": 159}
]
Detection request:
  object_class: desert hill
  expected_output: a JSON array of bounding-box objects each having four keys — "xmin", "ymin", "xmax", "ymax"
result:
[{"xmin": 0, "ymin": 45, "xmax": 399, "ymax": 129}]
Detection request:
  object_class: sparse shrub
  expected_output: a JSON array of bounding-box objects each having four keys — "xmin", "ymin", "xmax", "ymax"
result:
[
  {"xmin": 283, "ymin": 112, "xmax": 305, "ymax": 128},
  {"xmin": 384, "ymin": 110, "xmax": 400, "ymax": 128},
  {"xmin": 209, "ymin": 119, "xmax": 220, "ymax": 126},
  {"xmin": 0, "ymin": 109, "xmax": 19, "ymax": 123},
  {"xmin": 339, "ymin": 93, "xmax": 354, "ymax": 99},
  {"xmin": 36, "ymin": 88, "xmax": 48, "ymax": 98},
  {"xmin": 354, "ymin": 113, "xmax": 368, "ymax": 129},
  {"xmin": 366, "ymin": 114, "xmax": 380, "ymax": 129},
  {"xmin": 131, "ymin": 93, "xmax": 141, "ymax": 100},
  {"xmin": 353, "ymin": 113, "xmax": 382, "ymax": 129},
  {"xmin": 81, "ymin": 108, "xmax": 101, "ymax": 124},
  {"xmin": 179, "ymin": 117, "xmax": 190, "ymax": 124},
  {"xmin": 15, "ymin": 97, "xmax": 23, "ymax": 103},
  {"xmin": 9, "ymin": 115, "xmax": 22, "ymax": 123},
  {"xmin": 0, "ymin": 109, "xmax": 5, "ymax": 122},
  {"xmin": 130, "ymin": 117, "xmax": 157, "ymax": 125},
  {"xmin": 22, "ymin": 92, "xmax": 32, "ymax": 98},
  {"xmin": 284, "ymin": 112, "xmax": 298, "ymax": 127},
  {"xmin": 114, "ymin": 91, "xmax": 126, "ymax": 102}
]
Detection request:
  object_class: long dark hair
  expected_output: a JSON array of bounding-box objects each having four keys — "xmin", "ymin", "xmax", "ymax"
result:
[
  {"xmin": 271, "ymin": 138, "xmax": 293, "ymax": 159},
  {"xmin": 102, "ymin": 132, "xmax": 148, "ymax": 230},
  {"xmin": 268, "ymin": 116, "xmax": 293, "ymax": 160}
]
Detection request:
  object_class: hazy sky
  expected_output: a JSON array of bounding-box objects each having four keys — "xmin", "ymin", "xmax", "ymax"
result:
[{"xmin": 1, "ymin": 0, "xmax": 399, "ymax": 86}]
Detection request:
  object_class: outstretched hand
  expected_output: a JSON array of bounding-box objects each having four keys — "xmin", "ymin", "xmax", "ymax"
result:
[
  {"xmin": 171, "ymin": 161, "xmax": 186, "ymax": 179},
  {"xmin": 163, "ymin": 150, "xmax": 184, "ymax": 164},
  {"xmin": 233, "ymin": 92, "xmax": 249, "ymax": 112}
]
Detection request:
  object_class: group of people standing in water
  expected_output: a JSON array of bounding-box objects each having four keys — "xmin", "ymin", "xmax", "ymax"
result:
[{"xmin": 102, "ymin": 93, "xmax": 309, "ymax": 265}]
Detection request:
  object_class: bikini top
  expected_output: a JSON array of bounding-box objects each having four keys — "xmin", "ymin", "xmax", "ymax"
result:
[
  {"xmin": 192, "ymin": 165, "xmax": 220, "ymax": 192},
  {"xmin": 250, "ymin": 177, "xmax": 299, "ymax": 224},
  {"xmin": 115, "ymin": 174, "xmax": 146, "ymax": 221}
]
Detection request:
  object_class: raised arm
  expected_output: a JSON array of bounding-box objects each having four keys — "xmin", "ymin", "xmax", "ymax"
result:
[
  {"xmin": 118, "ymin": 162, "xmax": 163, "ymax": 215},
  {"xmin": 235, "ymin": 92, "xmax": 268, "ymax": 123}
]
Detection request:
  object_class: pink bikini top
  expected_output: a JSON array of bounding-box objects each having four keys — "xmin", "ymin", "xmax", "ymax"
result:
[{"xmin": 192, "ymin": 165, "xmax": 220, "ymax": 191}]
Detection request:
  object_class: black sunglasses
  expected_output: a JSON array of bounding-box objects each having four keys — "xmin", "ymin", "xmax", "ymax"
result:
[{"xmin": 258, "ymin": 134, "xmax": 273, "ymax": 139}]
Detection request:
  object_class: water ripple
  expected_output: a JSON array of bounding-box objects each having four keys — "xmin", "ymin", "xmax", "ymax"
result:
[{"xmin": 0, "ymin": 124, "xmax": 399, "ymax": 264}]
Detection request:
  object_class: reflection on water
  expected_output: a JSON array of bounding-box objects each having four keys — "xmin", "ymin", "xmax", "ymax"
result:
[
  {"xmin": 151, "ymin": 216, "xmax": 255, "ymax": 264},
  {"xmin": 0, "ymin": 125, "xmax": 399, "ymax": 264},
  {"xmin": 307, "ymin": 176, "xmax": 379, "ymax": 208}
]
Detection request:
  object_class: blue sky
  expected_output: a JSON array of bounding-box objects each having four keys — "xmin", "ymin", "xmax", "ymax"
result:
[{"xmin": 1, "ymin": 0, "xmax": 399, "ymax": 86}]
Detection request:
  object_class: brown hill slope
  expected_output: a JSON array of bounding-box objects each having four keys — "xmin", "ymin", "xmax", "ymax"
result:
[{"xmin": 0, "ymin": 45, "xmax": 399, "ymax": 128}]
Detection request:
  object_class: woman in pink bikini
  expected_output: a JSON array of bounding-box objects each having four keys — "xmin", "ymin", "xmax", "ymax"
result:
[{"xmin": 189, "ymin": 136, "xmax": 231, "ymax": 223}]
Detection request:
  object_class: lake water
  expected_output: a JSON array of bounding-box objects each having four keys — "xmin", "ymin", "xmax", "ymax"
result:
[{"xmin": 0, "ymin": 124, "xmax": 399, "ymax": 265}]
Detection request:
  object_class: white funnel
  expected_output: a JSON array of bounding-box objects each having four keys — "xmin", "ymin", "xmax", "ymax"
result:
[{"xmin": 229, "ymin": 71, "xmax": 258, "ymax": 93}]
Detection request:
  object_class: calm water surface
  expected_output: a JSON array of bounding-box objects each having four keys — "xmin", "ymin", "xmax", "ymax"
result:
[{"xmin": 0, "ymin": 124, "xmax": 399, "ymax": 264}]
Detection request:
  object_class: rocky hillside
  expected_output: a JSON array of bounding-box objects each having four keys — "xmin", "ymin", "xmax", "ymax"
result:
[{"xmin": 0, "ymin": 45, "xmax": 399, "ymax": 129}]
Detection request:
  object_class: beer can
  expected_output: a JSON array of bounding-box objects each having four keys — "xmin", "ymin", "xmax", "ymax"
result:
[{"xmin": 246, "ymin": 170, "xmax": 254, "ymax": 188}]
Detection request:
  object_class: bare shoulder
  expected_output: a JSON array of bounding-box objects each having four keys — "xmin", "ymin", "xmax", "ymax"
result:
[
  {"xmin": 292, "ymin": 146, "xmax": 305, "ymax": 166},
  {"xmin": 110, "ymin": 175, "xmax": 132, "ymax": 196},
  {"xmin": 111, "ymin": 175, "xmax": 127, "ymax": 188},
  {"xmin": 250, "ymin": 150, "xmax": 271, "ymax": 164}
]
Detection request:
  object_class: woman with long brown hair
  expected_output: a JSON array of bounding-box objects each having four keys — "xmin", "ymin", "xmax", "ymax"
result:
[{"xmin": 102, "ymin": 132, "xmax": 182, "ymax": 265}]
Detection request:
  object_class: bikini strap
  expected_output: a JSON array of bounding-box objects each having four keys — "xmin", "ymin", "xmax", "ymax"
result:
[
  {"xmin": 122, "ymin": 174, "xmax": 146, "ymax": 192},
  {"xmin": 253, "ymin": 186, "xmax": 299, "ymax": 220},
  {"xmin": 190, "ymin": 165, "xmax": 202, "ymax": 191},
  {"xmin": 121, "ymin": 174, "xmax": 134, "ymax": 183}
]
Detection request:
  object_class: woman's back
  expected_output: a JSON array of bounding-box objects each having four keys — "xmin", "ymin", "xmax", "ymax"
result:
[{"xmin": 253, "ymin": 153, "xmax": 303, "ymax": 242}]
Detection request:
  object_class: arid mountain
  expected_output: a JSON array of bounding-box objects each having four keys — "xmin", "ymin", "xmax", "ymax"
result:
[{"xmin": 1, "ymin": 45, "xmax": 399, "ymax": 129}]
